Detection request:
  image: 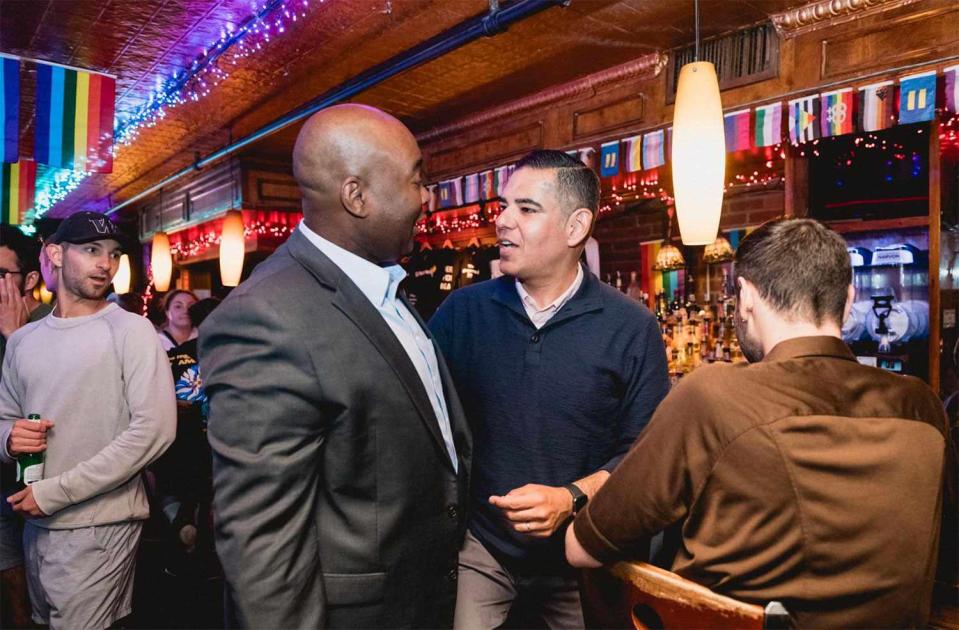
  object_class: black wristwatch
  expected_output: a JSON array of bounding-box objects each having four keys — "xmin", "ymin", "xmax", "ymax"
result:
[{"xmin": 564, "ymin": 483, "xmax": 588, "ymax": 514}]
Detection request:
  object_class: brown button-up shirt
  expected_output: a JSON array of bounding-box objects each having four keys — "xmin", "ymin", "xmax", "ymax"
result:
[{"xmin": 574, "ymin": 336, "xmax": 951, "ymax": 628}]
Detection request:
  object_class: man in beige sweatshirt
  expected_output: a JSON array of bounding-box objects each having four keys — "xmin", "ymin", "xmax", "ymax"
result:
[{"xmin": 0, "ymin": 212, "xmax": 175, "ymax": 630}]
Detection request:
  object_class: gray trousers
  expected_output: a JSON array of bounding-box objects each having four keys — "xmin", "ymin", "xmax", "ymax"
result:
[{"xmin": 454, "ymin": 530, "xmax": 585, "ymax": 630}]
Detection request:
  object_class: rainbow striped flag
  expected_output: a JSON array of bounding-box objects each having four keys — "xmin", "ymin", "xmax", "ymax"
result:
[
  {"xmin": 723, "ymin": 109, "xmax": 751, "ymax": 152},
  {"xmin": 754, "ymin": 103, "xmax": 782, "ymax": 147},
  {"xmin": 787, "ymin": 96, "xmax": 820, "ymax": 144},
  {"xmin": 945, "ymin": 65, "xmax": 959, "ymax": 114},
  {"xmin": 1, "ymin": 57, "xmax": 19, "ymax": 163},
  {"xmin": 642, "ymin": 130, "xmax": 665, "ymax": 169},
  {"xmin": 858, "ymin": 81, "xmax": 894, "ymax": 132},
  {"xmin": 35, "ymin": 63, "xmax": 116, "ymax": 173},
  {"xmin": 820, "ymin": 89, "xmax": 855, "ymax": 137},
  {"xmin": 623, "ymin": 135, "xmax": 642, "ymax": 172},
  {"xmin": 1, "ymin": 159, "xmax": 36, "ymax": 225}
]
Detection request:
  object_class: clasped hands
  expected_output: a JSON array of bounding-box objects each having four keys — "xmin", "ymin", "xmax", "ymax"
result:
[{"xmin": 490, "ymin": 483, "xmax": 573, "ymax": 538}]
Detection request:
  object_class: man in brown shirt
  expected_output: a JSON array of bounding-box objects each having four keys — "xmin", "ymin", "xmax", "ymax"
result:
[{"xmin": 566, "ymin": 218, "xmax": 953, "ymax": 628}]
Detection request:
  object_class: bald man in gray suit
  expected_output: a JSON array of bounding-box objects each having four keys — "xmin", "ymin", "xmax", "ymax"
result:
[{"xmin": 199, "ymin": 105, "xmax": 472, "ymax": 629}]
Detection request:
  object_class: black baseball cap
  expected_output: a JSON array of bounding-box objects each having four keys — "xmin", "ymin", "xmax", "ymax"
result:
[{"xmin": 49, "ymin": 211, "xmax": 128, "ymax": 250}]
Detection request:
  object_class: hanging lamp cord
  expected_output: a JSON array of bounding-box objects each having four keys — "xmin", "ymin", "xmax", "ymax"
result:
[{"xmin": 694, "ymin": 0, "xmax": 700, "ymax": 62}]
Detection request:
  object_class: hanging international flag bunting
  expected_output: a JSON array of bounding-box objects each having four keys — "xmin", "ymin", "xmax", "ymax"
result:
[
  {"xmin": 642, "ymin": 130, "xmax": 665, "ymax": 169},
  {"xmin": 463, "ymin": 173, "xmax": 480, "ymax": 204},
  {"xmin": 479, "ymin": 170, "xmax": 495, "ymax": 199},
  {"xmin": 35, "ymin": 62, "xmax": 116, "ymax": 173},
  {"xmin": 623, "ymin": 135, "xmax": 642, "ymax": 172},
  {"xmin": 753, "ymin": 103, "xmax": 782, "ymax": 147},
  {"xmin": 494, "ymin": 165, "xmax": 510, "ymax": 196},
  {"xmin": 600, "ymin": 141, "xmax": 620, "ymax": 177},
  {"xmin": 438, "ymin": 178, "xmax": 462, "ymax": 209},
  {"xmin": 944, "ymin": 65, "xmax": 959, "ymax": 114},
  {"xmin": 426, "ymin": 184, "xmax": 438, "ymax": 213},
  {"xmin": 788, "ymin": 96, "xmax": 820, "ymax": 144},
  {"xmin": 1, "ymin": 159, "xmax": 36, "ymax": 225},
  {"xmin": 820, "ymin": 88, "xmax": 855, "ymax": 137},
  {"xmin": 723, "ymin": 109, "xmax": 751, "ymax": 152},
  {"xmin": 1, "ymin": 57, "xmax": 19, "ymax": 163},
  {"xmin": 575, "ymin": 147, "xmax": 595, "ymax": 168},
  {"xmin": 898, "ymin": 71, "xmax": 936, "ymax": 124},
  {"xmin": 858, "ymin": 81, "xmax": 895, "ymax": 132}
]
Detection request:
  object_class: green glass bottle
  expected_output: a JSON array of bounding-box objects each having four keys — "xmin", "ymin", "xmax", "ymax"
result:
[{"xmin": 16, "ymin": 414, "xmax": 45, "ymax": 486}]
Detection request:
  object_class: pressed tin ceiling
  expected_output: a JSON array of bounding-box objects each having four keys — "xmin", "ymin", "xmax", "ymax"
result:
[{"xmin": 0, "ymin": 0, "xmax": 803, "ymax": 218}]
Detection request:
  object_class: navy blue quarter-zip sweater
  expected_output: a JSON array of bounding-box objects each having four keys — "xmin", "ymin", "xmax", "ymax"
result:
[{"xmin": 429, "ymin": 266, "xmax": 669, "ymax": 569}]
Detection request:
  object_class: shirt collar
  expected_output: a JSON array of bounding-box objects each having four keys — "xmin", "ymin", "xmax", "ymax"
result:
[
  {"xmin": 298, "ymin": 222, "xmax": 406, "ymax": 307},
  {"xmin": 516, "ymin": 264, "xmax": 584, "ymax": 314},
  {"xmin": 763, "ymin": 335, "xmax": 857, "ymax": 363}
]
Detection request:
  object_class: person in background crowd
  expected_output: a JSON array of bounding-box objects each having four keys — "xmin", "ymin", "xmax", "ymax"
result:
[
  {"xmin": 566, "ymin": 218, "xmax": 956, "ymax": 628},
  {"xmin": 200, "ymin": 104, "xmax": 472, "ymax": 629},
  {"xmin": 429, "ymin": 149, "xmax": 669, "ymax": 629},
  {"xmin": 151, "ymin": 295, "xmax": 219, "ymax": 566},
  {"xmin": 0, "ymin": 211, "xmax": 176, "ymax": 629},
  {"xmin": 0, "ymin": 225, "xmax": 53, "ymax": 628},
  {"xmin": 158, "ymin": 289, "xmax": 199, "ymax": 352}
]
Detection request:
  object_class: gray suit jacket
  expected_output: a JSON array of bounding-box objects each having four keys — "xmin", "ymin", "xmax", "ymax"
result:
[{"xmin": 199, "ymin": 229, "xmax": 472, "ymax": 629}]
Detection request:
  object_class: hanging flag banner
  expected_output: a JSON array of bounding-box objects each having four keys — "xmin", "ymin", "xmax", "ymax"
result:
[
  {"xmin": 494, "ymin": 165, "xmax": 510, "ymax": 196},
  {"xmin": 463, "ymin": 173, "xmax": 480, "ymax": 204},
  {"xmin": 788, "ymin": 96, "xmax": 820, "ymax": 144},
  {"xmin": 1, "ymin": 159, "xmax": 36, "ymax": 225},
  {"xmin": 642, "ymin": 130, "xmax": 665, "ymax": 169},
  {"xmin": 944, "ymin": 65, "xmax": 959, "ymax": 115},
  {"xmin": 575, "ymin": 147, "xmax": 596, "ymax": 169},
  {"xmin": 1, "ymin": 57, "xmax": 19, "ymax": 164},
  {"xmin": 426, "ymin": 184, "xmax": 438, "ymax": 213},
  {"xmin": 623, "ymin": 135, "xmax": 642, "ymax": 173},
  {"xmin": 479, "ymin": 170, "xmax": 495, "ymax": 200},
  {"xmin": 898, "ymin": 71, "xmax": 936, "ymax": 125},
  {"xmin": 36, "ymin": 62, "xmax": 116, "ymax": 173},
  {"xmin": 820, "ymin": 88, "xmax": 855, "ymax": 137},
  {"xmin": 858, "ymin": 81, "xmax": 895, "ymax": 132},
  {"xmin": 723, "ymin": 109, "xmax": 751, "ymax": 152},
  {"xmin": 600, "ymin": 141, "xmax": 620, "ymax": 177},
  {"xmin": 438, "ymin": 178, "xmax": 462, "ymax": 209},
  {"xmin": 753, "ymin": 103, "xmax": 782, "ymax": 147}
]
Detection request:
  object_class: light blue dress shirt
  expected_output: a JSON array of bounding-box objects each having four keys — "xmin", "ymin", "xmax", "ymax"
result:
[{"xmin": 298, "ymin": 222, "xmax": 458, "ymax": 471}]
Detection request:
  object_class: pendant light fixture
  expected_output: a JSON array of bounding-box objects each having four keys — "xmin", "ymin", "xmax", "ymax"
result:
[
  {"xmin": 113, "ymin": 254, "xmax": 132, "ymax": 294},
  {"xmin": 702, "ymin": 235, "xmax": 735, "ymax": 264},
  {"xmin": 151, "ymin": 231, "xmax": 173, "ymax": 292},
  {"xmin": 671, "ymin": 0, "xmax": 725, "ymax": 245},
  {"xmin": 654, "ymin": 205, "xmax": 687, "ymax": 272},
  {"xmin": 219, "ymin": 210, "xmax": 245, "ymax": 287}
]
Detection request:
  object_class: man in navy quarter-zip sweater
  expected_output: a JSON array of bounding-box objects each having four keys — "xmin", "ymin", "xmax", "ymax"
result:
[{"xmin": 430, "ymin": 149, "xmax": 669, "ymax": 630}]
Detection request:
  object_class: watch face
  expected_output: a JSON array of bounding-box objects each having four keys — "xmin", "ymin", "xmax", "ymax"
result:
[{"xmin": 573, "ymin": 493, "xmax": 588, "ymax": 512}]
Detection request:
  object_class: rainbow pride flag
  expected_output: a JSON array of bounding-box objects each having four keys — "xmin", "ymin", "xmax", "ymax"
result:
[
  {"xmin": 1, "ymin": 159, "xmax": 36, "ymax": 225},
  {"xmin": 1, "ymin": 57, "xmax": 19, "ymax": 163},
  {"xmin": 35, "ymin": 63, "xmax": 116, "ymax": 173},
  {"xmin": 820, "ymin": 89, "xmax": 855, "ymax": 137},
  {"xmin": 788, "ymin": 96, "xmax": 820, "ymax": 144}
]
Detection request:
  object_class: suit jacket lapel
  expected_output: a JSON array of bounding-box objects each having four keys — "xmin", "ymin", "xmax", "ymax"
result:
[{"xmin": 286, "ymin": 230, "xmax": 455, "ymax": 472}]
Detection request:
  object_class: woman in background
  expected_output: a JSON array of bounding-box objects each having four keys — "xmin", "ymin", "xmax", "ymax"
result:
[{"xmin": 157, "ymin": 290, "xmax": 199, "ymax": 351}]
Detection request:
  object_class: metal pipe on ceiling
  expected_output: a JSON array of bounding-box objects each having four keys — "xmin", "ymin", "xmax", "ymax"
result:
[{"xmin": 106, "ymin": 0, "xmax": 570, "ymax": 217}]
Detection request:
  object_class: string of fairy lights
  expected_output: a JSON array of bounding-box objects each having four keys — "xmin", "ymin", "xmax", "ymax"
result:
[{"xmin": 34, "ymin": 0, "xmax": 324, "ymax": 217}]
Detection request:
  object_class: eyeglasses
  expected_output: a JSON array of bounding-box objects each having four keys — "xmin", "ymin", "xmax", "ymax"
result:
[{"xmin": 0, "ymin": 269, "xmax": 24, "ymax": 279}]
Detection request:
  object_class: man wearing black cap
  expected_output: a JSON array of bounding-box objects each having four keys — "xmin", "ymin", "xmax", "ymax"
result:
[{"xmin": 0, "ymin": 211, "xmax": 176, "ymax": 629}]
